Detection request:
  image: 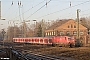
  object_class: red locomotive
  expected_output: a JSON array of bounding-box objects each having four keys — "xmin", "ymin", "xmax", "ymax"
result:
[{"xmin": 13, "ymin": 36, "xmax": 75, "ymax": 47}]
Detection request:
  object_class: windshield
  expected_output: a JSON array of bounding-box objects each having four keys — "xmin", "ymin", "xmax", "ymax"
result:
[
  {"xmin": 68, "ymin": 37, "xmax": 71, "ymax": 40},
  {"xmin": 68, "ymin": 37, "xmax": 74, "ymax": 40}
]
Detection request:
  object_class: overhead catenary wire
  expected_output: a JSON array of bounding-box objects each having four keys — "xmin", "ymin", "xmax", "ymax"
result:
[
  {"xmin": 25, "ymin": 0, "xmax": 52, "ymax": 20},
  {"xmin": 79, "ymin": 8, "xmax": 90, "ymax": 17},
  {"xmin": 3, "ymin": 0, "xmax": 90, "ymax": 21},
  {"xmin": 57, "ymin": 8, "xmax": 90, "ymax": 20},
  {"xmin": 11, "ymin": 0, "xmax": 46, "ymax": 20},
  {"xmin": 36, "ymin": 0, "xmax": 90, "ymax": 19},
  {"xmin": 18, "ymin": 1, "xmax": 22, "ymax": 21}
]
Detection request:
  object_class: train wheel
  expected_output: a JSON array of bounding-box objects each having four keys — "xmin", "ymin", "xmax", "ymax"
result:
[
  {"xmin": 69, "ymin": 43, "xmax": 75, "ymax": 48},
  {"xmin": 52, "ymin": 43, "xmax": 56, "ymax": 47}
]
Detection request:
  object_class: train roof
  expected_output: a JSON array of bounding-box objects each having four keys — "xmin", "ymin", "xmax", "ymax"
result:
[
  {"xmin": 13, "ymin": 36, "xmax": 73, "ymax": 39},
  {"xmin": 13, "ymin": 36, "xmax": 53, "ymax": 39}
]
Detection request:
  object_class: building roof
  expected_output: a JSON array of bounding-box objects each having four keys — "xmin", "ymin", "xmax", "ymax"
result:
[{"xmin": 47, "ymin": 19, "xmax": 70, "ymax": 30}]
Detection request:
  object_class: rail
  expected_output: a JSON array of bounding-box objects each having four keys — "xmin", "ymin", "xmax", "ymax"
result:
[{"xmin": 6, "ymin": 48, "xmax": 75, "ymax": 60}]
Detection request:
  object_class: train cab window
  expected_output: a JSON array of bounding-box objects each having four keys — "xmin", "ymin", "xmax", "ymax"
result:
[{"xmin": 68, "ymin": 37, "xmax": 71, "ymax": 40}]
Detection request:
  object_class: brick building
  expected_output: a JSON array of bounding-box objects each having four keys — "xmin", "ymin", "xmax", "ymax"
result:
[{"xmin": 45, "ymin": 19, "xmax": 88, "ymax": 45}]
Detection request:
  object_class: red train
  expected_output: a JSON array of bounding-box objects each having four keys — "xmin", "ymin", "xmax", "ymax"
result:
[{"xmin": 13, "ymin": 36, "xmax": 75, "ymax": 47}]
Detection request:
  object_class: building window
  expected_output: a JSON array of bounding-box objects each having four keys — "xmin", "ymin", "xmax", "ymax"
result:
[
  {"xmin": 73, "ymin": 31, "xmax": 77, "ymax": 35},
  {"xmin": 74, "ymin": 25, "xmax": 76, "ymax": 28},
  {"xmin": 50, "ymin": 32, "xmax": 51, "ymax": 36},
  {"xmin": 54, "ymin": 31, "xmax": 55, "ymax": 35},
  {"xmin": 88, "ymin": 30, "xmax": 90, "ymax": 34},
  {"xmin": 46, "ymin": 32, "xmax": 47, "ymax": 36},
  {"xmin": 66, "ymin": 31, "xmax": 70, "ymax": 35},
  {"xmin": 68, "ymin": 25, "xmax": 70, "ymax": 28},
  {"xmin": 48, "ymin": 32, "xmax": 49, "ymax": 36},
  {"xmin": 60, "ymin": 31, "xmax": 64, "ymax": 35},
  {"xmin": 80, "ymin": 31, "xmax": 84, "ymax": 35},
  {"xmin": 52, "ymin": 31, "xmax": 53, "ymax": 35},
  {"xmin": 71, "ymin": 24, "xmax": 73, "ymax": 28}
]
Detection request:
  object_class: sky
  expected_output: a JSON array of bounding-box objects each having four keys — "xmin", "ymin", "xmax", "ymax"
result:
[{"xmin": 0, "ymin": 0, "xmax": 90, "ymax": 30}]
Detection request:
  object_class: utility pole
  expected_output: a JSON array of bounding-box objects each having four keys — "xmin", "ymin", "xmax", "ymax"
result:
[
  {"xmin": 23, "ymin": 21, "xmax": 26, "ymax": 37},
  {"xmin": 13, "ymin": 21, "xmax": 16, "ymax": 38},
  {"xmin": 76, "ymin": 9, "xmax": 80, "ymax": 46},
  {"xmin": 42, "ymin": 19, "xmax": 45, "ymax": 37},
  {"xmin": 33, "ymin": 20, "xmax": 37, "ymax": 37}
]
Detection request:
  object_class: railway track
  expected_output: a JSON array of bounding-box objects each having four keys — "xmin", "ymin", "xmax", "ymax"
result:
[
  {"xmin": 0, "ymin": 42, "xmax": 75, "ymax": 60},
  {"xmin": 10, "ymin": 48, "xmax": 75, "ymax": 60}
]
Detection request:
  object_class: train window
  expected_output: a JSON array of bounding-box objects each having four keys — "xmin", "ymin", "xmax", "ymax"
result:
[
  {"xmin": 37, "ymin": 39, "xmax": 39, "ymax": 42},
  {"xmin": 40, "ymin": 39, "xmax": 43, "ymax": 42},
  {"xmin": 29, "ymin": 39, "xmax": 30, "ymax": 41},
  {"xmin": 32, "ymin": 39, "xmax": 34, "ymax": 42},
  {"xmin": 19, "ymin": 39, "xmax": 20, "ymax": 42},
  {"xmin": 23, "ymin": 39, "xmax": 24, "ymax": 41},
  {"xmin": 44, "ymin": 39, "xmax": 48, "ymax": 43}
]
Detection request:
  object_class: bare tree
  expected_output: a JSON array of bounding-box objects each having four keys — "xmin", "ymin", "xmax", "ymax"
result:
[{"xmin": 80, "ymin": 17, "xmax": 90, "ymax": 30}]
